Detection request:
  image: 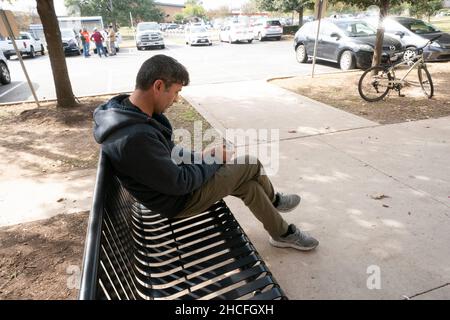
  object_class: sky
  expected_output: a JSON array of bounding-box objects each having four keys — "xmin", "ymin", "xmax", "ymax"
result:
[
  {"xmin": 0, "ymin": 0, "xmax": 250, "ymax": 14},
  {"xmin": 0, "ymin": 0, "xmax": 68, "ymax": 15}
]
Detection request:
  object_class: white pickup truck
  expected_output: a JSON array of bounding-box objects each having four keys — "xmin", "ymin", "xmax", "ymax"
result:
[{"xmin": 0, "ymin": 31, "xmax": 45, "ymax": 59}]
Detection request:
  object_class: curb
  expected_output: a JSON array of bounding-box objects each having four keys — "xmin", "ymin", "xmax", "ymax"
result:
[
  {"xmin": 0, "ymin": 90, "xmax": 132, "ymax": 107},
  {"xmin": 266, "ymin": 69, "xmax": 363, "ymax": 82}
]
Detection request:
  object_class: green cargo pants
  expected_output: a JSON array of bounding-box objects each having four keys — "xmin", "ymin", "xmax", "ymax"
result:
[{"xmin": 176, "ymin": 155, "xmax": 289, "ymax": 238}]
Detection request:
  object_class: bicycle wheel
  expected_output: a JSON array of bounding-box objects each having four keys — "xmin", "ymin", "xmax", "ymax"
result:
[
  {"xmin": 358, "ymin": 66, "xmax": 392, "ymax": 102},
  {"xmin": 418, "ymin": 66, "xmax": 434, "ymax": 99}
]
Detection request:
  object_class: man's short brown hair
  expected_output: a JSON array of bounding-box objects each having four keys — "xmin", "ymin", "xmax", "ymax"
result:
[{"xmin": 135, "ymin": 55, "xmax": 190, "ymax": 90}]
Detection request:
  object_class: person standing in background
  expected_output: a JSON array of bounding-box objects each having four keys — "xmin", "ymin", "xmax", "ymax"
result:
[
  {"xmin": 90, "ymin": 28, "xmax": 108, "ymax": 58},
  {"xmin": 79, "ymin": 29, "xmax": 89, "ymax": 58},
  {"xmin": 107, "ymin": 25, "xmax": 116, "ymax": 56},
  {"xmin": 81, "ymin": 28, "xmax": 91, "ymax": 57}
]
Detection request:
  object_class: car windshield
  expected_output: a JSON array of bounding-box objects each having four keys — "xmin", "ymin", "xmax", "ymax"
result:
[
  {"xmin": 397, "ymin": 19, "xmax": 440, "ymax": 34},
  {"xmin": 232, "ymin": 24, "xmax": 249, "ymax": 30},
  {"xmin": 266, "ymin": 20, "xmax": 281, "ymax": 26},
  {"xmin": 138, "ymin": 24, "xmax": 159, "ymax": 31},
  {"xmin": 191, "ymin": 26, "xmax": 206, "ymax": 33},
  {"xmin": 335, "ymin": 21, "xmax": 377, "ymax": 37},
  {"xmin": 61, "ymin": 30, "xmax": 74, "ymax": 38}
]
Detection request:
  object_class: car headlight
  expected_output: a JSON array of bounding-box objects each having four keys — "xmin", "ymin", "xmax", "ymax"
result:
[
  {"xmin": 430, "ymin": 42, "xmax": 441, "ymax": 48},
  {"xmin": 358, "ymin": 44, "xmax": 374, "ymax": 52}
]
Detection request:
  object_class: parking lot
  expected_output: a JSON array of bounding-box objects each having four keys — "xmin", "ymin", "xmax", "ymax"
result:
[{"xmin": 0, "ymin": 37, "xmax": 339, "ymax": 104}]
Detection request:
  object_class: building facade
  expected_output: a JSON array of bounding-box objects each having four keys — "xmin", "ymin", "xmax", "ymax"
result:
[{"xmin": 154, "ymin": 1, "xmax": 185, "ymax": 22}]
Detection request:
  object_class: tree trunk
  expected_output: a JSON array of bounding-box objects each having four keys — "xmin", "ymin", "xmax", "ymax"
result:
[
  {"xmin": 371, "ymin": 0, "xmax": 389, "ymax": 68},
  {"xmin": 298, "ymin": 7, "xmax": 304, "ymax": 27},
  {"xmin": 36, "ymin": 0, "xmax": 78, "ymax": 108}
]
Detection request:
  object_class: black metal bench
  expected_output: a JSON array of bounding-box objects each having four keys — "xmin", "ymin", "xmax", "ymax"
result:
[{"xmin": 79, "ymin": 153, "xmax": 287, "ymax": 300}]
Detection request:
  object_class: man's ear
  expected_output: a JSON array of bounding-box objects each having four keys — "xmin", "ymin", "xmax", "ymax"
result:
[{"xmin": 153, "ymin": 79, "xmax": 164, "ymax": 93}]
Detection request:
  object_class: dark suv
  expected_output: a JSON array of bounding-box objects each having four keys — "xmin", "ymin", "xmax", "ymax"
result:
[{"xmin": 294, "ymin": 19, "xmax": 403, "ymax": 70}]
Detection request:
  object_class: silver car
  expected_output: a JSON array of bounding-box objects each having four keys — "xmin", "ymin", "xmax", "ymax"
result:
[{"xmin": 370, "ymin": 17, "xmax": 450, "ymax": 62}]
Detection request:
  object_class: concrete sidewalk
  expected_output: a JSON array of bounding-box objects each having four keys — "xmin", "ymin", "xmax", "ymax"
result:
[{"xmin": 183, "ymin": 81, "xmax": 450, "ymax": 299}]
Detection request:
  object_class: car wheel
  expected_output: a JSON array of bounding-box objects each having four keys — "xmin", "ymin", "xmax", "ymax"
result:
[
  {"xmin": 276, "ymin": 36, "xmax": 281, "ymax": 41},
  {"xmin": 403, "ymin": 47, "xmax": 416, "ymax": 62},
  {"xmin": 209, "ymin": 42, "xmax": 212, "ymax": 46},
  {"xmin": 161, "ymin": 45, "xmax": 165, "ymax": 49},
  {"xmin": 248, "ymin": 39, "xmax": 253, "ymax": 43},
  {"xmin": 296, "ymin": 44, "xmax": 308, "ymax": 63},
  {"xmin": 29, "ymin": 46, "xmax": 35, "ymax": 58},
  {"xmin": 339, "ymin": 50, "xmax": 355, "ymax": 70},
  {"xmin": 41, "ymin": 44, "xmax": 45, "ymax": 55},
  {"xmin": 0, "ymin": 62, "xmax": 11, "ymax": 85}
]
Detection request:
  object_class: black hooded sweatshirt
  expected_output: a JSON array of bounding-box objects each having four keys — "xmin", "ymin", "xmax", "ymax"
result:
[{"xmin": 93, "ymin": 94, "xmax": 222, "ymax": 218}]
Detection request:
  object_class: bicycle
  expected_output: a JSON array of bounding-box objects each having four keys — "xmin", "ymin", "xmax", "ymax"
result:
[{"xmin": 358, "ymin": 35, "xmax": 441, "ymax": 102}]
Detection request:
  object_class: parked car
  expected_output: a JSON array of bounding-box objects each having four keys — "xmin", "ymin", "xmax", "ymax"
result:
[
  {"xmin": 166, "ymin": 23, "xmax": 178, "ymax": 30},
  {"xmin": 0, "ymin": 31, "xmax": 45, "ymax": 59},
  {"xmin": 219, "ymin": 23, "xmax": 253, "ymax": 44},
  {"xmin": 0, "ymin": 49, "xmax": 11, "ymax": 85},
  {"xmin": 60, "ymin": 28, "xmax": 81, "ymax": 56},
  {"xmin": 252, "ymin": 19, "xmax": 283, "ymax": 41},
  {"xmin": 368, "ymin": 17, "xmax": 450, "ymax": 62},
  {"xmin": 294, "ymin": 19, "xmax": 403, "ymax": 70},
  {"xmin": 185, "ymin": 25, "xmax": 212, "ymax": 46},
  {"xmin": 135, "ymin": 22, "xmax": 165, "ymax": 50}
]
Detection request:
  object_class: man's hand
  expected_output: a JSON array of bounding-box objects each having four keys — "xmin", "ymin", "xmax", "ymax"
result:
[{"xmin": 202, "ymin": 144, "xmax": 234, "ymax": 164}]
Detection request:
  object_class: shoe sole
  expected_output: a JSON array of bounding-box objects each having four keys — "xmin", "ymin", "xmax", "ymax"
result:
[
  {"xmin": 269, "ymin": 237, "xmax": 318, "ymax": 251},
  {"xmin": 277, "ymin": 199, "xmax": 301, "ymax": 213}
]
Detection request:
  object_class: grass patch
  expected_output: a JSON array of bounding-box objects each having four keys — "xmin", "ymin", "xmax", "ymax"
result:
[{"xmin": 430, "ymin": 17, "xmax": 450, "ymax": 32}]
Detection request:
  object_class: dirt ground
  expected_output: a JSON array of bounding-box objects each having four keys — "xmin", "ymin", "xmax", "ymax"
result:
[
  {"xmin": 0, "ymin": 95, "xmax": 210, "ymax": 300},
  {"xmin": 270, "ymin": 61, "xmax": 450, "ymax": 124}
]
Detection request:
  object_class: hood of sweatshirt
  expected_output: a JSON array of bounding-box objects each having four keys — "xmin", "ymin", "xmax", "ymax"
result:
[{"xmin": 93, "ymin": 94, "xmax": 172, "ymax": 143}]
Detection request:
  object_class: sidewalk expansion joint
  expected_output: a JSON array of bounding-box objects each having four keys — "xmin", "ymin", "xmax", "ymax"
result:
[
  {"xmin": 228, "ymin": 124, "xmax": 384, "ymax": 148},
  {"xmin": 402, "ymin": 283, "xmax": 450, "ymax": 300}
]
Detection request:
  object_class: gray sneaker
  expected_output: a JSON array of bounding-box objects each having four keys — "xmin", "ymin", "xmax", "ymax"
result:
[
  {"xmin": 275, "ymin": 193, "xmax": 301, "ymax": 212},
  {"xmin": 269, "ymin": 224, "xmax": 319, "ymax": 251}
]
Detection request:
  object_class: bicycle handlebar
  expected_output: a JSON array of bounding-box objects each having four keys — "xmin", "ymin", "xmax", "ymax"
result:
[
  {"xmin": 420, "ymin": 34, "xmax": 442, "ymax": 50},
  {"xmin": 412, "ymin": 34, "xmax": 442, "ymax": 56}
]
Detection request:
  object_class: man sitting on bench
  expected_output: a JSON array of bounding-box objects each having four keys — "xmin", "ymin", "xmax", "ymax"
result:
[{"xmin": 93, "ymin": 54, "xmax": 319, "ymax": 251}]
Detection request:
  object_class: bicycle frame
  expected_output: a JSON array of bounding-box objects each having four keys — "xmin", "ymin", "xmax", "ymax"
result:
[{"xmin": 385, "ymin": 54, "xmax": 425, "ymax": 87}]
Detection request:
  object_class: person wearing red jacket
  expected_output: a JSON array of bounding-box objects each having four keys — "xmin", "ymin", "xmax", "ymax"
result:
[{"xmin": 90, "ymin": 27, "xmax": 108, "ymax": 58}]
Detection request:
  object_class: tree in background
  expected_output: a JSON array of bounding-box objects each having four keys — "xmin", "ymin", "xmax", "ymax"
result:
[
  {"xmin": 410, "ymin": 0, "xmax": 442, "ymax": 22},
  {"xmin": 241, "ymin": 0, "xmax": 260, "ymax": 15},
  {"xmin": 389, "ymin": 2, "xmax": 411, "ymax": 15},
  {"xmin": 206, "ymin": 5, "xmax": 231, "ymax": 20},
  {"xmin": 256, "ymin": 0, "xmax": 314, "ymax": 26},
  {"xmin": 37, "ymin": 0, "xmax": 78, "ymax": 108},
  {"xmin": 279, "ymin": 0, "xmax": 315, "ymax": 26},
  {"xmin": 64, "ymin": 0, "xmax": 164, "ymax": 27},
  {"xmin": 327, "ymin": 1, "xmax": 359, "ymax": 15},
  {"xmin": 183, "ymin": 0, "xmax": 207, "ymax": 21},
  {"xmin": 174, "ymin": 13, "xmax": 185, "ymax": 24}
]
